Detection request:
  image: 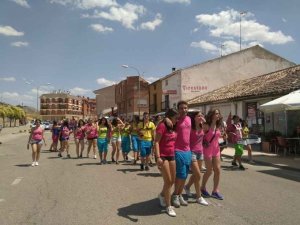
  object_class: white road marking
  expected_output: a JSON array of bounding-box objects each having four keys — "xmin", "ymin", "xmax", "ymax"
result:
[{"xmin": 11, "ymin": 177, "xmax": 23, "ymax": 185}]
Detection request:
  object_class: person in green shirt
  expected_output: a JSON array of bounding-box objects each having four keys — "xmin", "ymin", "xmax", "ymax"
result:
[
  {"xmin": 138, "ymin": 112, "xmax": 156, "ymax": 171},
  {"xmin": 97, "ymin": 117, "xmax": 111, "ymax": 164},
  {"xmin": 121, "ymin": 122, "xmax": 131, "ymax": 161},
  {"xmin": 130, "ymin": 115, "xmax": 140, "ymax": 164}
]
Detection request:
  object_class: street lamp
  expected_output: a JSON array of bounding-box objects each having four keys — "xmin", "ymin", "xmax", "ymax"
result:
[
  {"xmin": 122, "ymin": 64, "xmax": 141, "ymax": 118},
  {"xmin": 25, "ymin": 81, "xmax": 51, "ymax": 113},
  {"xmin": 239, "ymin": 11, "xmax": 247, "ymax": 51}
]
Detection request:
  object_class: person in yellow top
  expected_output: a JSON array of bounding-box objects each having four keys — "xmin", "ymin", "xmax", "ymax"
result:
[
  {"xmin": 97, "ymin": 117, "xmax": 111, "ymax": 164},
  {"xmin": 138, "ymin": 112, "xmax": 156, "ymax": 171},
  {"xmin": 241, "ymin": 120, "xmax": 254, "ymax": 163},
  {"xmin": 111, "ymin": 117, "xmax": 124, "ymax": 164},
  {"xmin": 121, "ymin": 122, "xmax": 131, "ymax": 161},
  {"xmin": 130, "ymin": 115, "xmax": 140, "ymax": 164}
]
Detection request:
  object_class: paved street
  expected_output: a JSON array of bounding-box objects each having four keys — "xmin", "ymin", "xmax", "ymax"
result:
[{"xmin": 1, "ymin": 130, "xmax": 300, "ymax": 225}]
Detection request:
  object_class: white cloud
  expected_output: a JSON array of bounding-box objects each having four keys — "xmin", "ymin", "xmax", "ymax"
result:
[
  {"xmin": 140, "ymin": 13, "xmax": 162, "ymax": 31},
  {"xmin": 49, "ymin": 0, "xmax": 118, "ymax": 9},
  {"xmin": 11, "ymin": 0, "xmax": 30, "ymax": 8},
  {"xmin": 82, "ymin": 3, "xmax": 146, "ymax": 29},
  {"xmin": 96, "ymin": 77, "xmax": 116, "ymax": 86},
  {"xmin": 195, "ymin": 9, "xmax": 293, "ymax": 45},
  {"xmin": 90, "ymin": 23, "xmax": 113, "ymax": 33},
  {"xmin": 145, "ymin": 76, "xmax": 160, "ymax": 83},
  {"xmin": 69, "ymin": 87, "xmax": 92, "ymax": 95},
  {"xmin": 162, "ymin": 0, "xmax": 191, "ymax": 4},
  {"xmin": 0, "ymin": 77, "xmax": 16, "ymax": 82},
  {"xmin": 11, "ymin": 41, "xmax": 29, "ymax": 47},
  {"xmin": 191, "ymin": 40, "xmax": 218, "ymax": 53},
  {"xmin": 0, "ymin": 25, "xmax": 24, "ymax": 36},
  {"xmin": 0, "ymin": 92, "xmax": 34, "ymax": 105}
]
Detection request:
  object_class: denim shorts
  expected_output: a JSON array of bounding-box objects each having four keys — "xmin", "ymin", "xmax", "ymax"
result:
[
  {"xmin": 140, "ymin": 140, "xmax": 152, "ymax": 157},
  {"xmin": 131, "ymin": 135, "xmax": 140, "ymax": 152},
  {"xmin": 191, "ymin": 151, "xmax": 204, "ymax": 161},
  {"xmin": 175, "ymin": 150, "xmax": 192, "ymax": 179}
]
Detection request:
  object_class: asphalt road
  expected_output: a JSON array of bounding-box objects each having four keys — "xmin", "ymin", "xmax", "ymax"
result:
[{"xmin": 0, "ymin": 131, "xmax": 300, "ymax": 225}]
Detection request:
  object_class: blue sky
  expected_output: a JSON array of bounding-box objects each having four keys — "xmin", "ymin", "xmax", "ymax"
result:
[{"xmin": 0, "ymin": 0, "xmax": 299, "ymax": 108}]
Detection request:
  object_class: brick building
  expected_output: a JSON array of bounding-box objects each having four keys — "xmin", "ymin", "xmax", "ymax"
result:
[{"xmin": 40, "ymin": 92, "xmax": 96, "ymax": 121}]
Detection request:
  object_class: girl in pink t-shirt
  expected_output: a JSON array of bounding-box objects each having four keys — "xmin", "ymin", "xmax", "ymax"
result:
[
  {"xmin": 27, "ymin": 119, "xmax": 46, "ymax": 166},
  {"xmin": 74, "ymin": 119, "xmax": 86, "ymax": 158},
  {"xmin": 85, "ymin": 119, "xmax": 98, "ymax": 159},
  {"xmin": 184, "ymin": 111, "xmax": 208, "ymax": 206},
  {"xmin": 154, "ymin": 108, "xmax": 178, "ymax": 217},
  {"xmin": 201, "ymin": 109, "xmax": 224, "ymax": 200}
]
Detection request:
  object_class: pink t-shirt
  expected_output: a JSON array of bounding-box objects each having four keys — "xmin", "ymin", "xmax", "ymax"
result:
[
  {"xmin": 156, "ymin": 122, "xmax": 177, "ymax": 157},
  {"xmin": 61, "ymin": 126, "xmax": 70, "ymax": 138},
  {"xmin": 190, "ymin": 129, "xmax": 204, "ymax": 153},
  {"xmin": 75, "ymin": 127, "xmax": 85, "ymax": 140},
  {"xmin": 32, "ymin": 127, "xmax": 43, "ymax": 140},
  {"xmin": 203, "ymin": 128, "xmax": 221, "ymax": 158},
  {"xmin": 227, "ymin": 123, "xmax": 242, "ymax": 144},
  {"xmin": 175, "ymin": 115, "xmax": 191, "ymax": 151},
  {"xmin": 86, "ymin": 124, "xmax": 97, "ymax": 139}
]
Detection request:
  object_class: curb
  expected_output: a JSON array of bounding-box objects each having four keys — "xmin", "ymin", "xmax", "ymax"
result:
[{"xmin": 221, "ymin": 153, "xmax": 300, "ymax": 173}]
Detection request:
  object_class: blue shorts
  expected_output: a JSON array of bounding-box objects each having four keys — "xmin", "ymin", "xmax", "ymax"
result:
[
  {"xmin": 131, "ymin": 135, "xmax": 140, "ymax": 152},
  {"xmin": 97, "ymin": 138, "xmax": 108, "ymax": 152},
  {"xmin": 175, "ymin": 150, "xmax": 192, "ymax": 179},
  {"xmin": 140, "ymin": 140, "xmax": 152, "ymax": 157},
  {"xmin": 121, "ymin": 136, "xmax": 131, "ymax": 153},
  {"xmin": 191, "ymin": 151, "xmax": 204, "ymax": 161}
]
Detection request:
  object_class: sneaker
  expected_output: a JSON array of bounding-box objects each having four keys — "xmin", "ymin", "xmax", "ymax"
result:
[
  {"xmin": 184, "ymin": 185, "xmax": 192, "ymax": 197},
  {"xmin": 67, "ymin": 154, "xmax": 71, "ymax": 158},
  {"xmin": 171, "ymin": 195, "xmax": 180, "ymax": 208},
  {"xmin": 31, "ymin": 162, "xmax": 35, "ymax": 167},
  {"xmin": 166, "ymin": 206, "xmax": 176, "ymax": 217},
  {"xmin": 145, "ymin": 165, "xmax": 150, "ymax": 171},
  {"xmin": 196, "ymin": 197, "xmax": 208, "ymax": 206},
  {"xmin": 35, "ymin": 162, "xmax": 39, "ymax": 166},
  {"xmin": 158, "ymin": 194, "xmax": 166, "ymax": 207},
  {"xmin": 201, "ymin": 189, "xmax": 211, "ymax": 198},
  {"xmin": 211, "ymin": 192, "xmax": 224, "ymax": 200},
  {"xmin": 94, "ymin": 155, "xmax": 97, "ymax": 159},
  {"xmin": 103, "ymin": 159, "xmax": 107, "ymax": 164},
  {"xmin": 232, "ymin": 161, "xmax": 238, "ymax": 166},
  {"xmin": 239, "ymin": 165, "xmax": 245, "ymax": 170},
  {"xmin": 179, "ymin": 195, "xmax": 188, "ymax": 206},
  {"xmin": 140, "ymin": 164, "xmax": 144, "ymax": 171}
]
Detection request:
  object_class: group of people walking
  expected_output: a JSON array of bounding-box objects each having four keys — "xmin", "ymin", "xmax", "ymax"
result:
[{"xmin": 26, "ymin": 100, "xmax": 254, "ymax": 217}]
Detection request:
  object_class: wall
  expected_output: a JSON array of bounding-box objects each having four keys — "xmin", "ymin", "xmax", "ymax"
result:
[{"xmin": 95, "ymin": 85, "xmax": 116, "ymax": 117}]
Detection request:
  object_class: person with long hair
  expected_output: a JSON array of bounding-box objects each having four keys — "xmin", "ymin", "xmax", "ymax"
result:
[
  {"xmin": 241, "ymin": 120, "xmax": 254, "ymax": 163},
  {"xmin": 138, "ymin": 112, "xmax": 156, "ymax": 171},
  {"xmin": 85, "ymin": 118, "xmax": 98, "ymax": 159},
  {"xmin": 121, "ymin": 121, "xmax": 131, "ymax": 161},
  {"xmin": 130, "ymin": 115, "xmax": 140, "ymax": 164},
  {"xmin": 171, "ymin": 101, "xmax": 191, "ymax": 208},
  {"xmin": 154, "ymin": 108, "xmax": 178, "ymax": 217},
  {"xmin": 74, "ymin": 119, "xmax": 86, "ymax": 158},
  {"xmin": 184, "ymin": 111, "xmax": 208, "ymax": 206},
  {"xmin": 97, "ymin": 117, "xmax": 110, "ymax": 164},
  {"xmin": 58, "ymin": 120, "xmax": 72, "ymax": 158},
  {"xmin": 27, "ymin": 119, "xmax": 46, "ymax": 166},
  {"xmin": 49, "ymin": 120, "xmax": 60, "ymax": 152},
  {"xmin": 201, "ymin": 109, "xmax": 224, "ymax": 200},
  {"xmin": 111, "ymin": 117, "xmax": 124, "ymax": 164}
]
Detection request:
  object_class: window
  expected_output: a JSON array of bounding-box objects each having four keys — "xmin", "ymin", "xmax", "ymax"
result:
[{"xmin": 165, "ymin": 80, "xmax": 168, "ymax": 86}]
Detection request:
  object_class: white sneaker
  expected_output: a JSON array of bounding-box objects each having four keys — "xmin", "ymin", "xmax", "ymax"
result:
[
  {"xmin": 35, "ymin": 162, "xmax": 39, "ymax": 166},
  {"xmin": 94, "ymin": 155, "xmax": 97, "ymax": 159},
  {"xmin": 158, "ymin": 194, "xmax": 166, "ymax": 207},
  {"xmin": 184, "ymin": 185, "xmax": 192, "ymax": 197},
  {"xmin": 166, "ymin": 206, "xmax": 176, "ymax": 217},
  {"xmin": 31, "ymin": 162, "xmax": 35, "ymax": 167},
  {"xmin": 197, "ymin": 196, "xmax": 208, "ymax": 206},
  {"xmin": 171, "ymin": 195, "xmax": 180, "ymax": 208},
  {"xmin": 179, "ymin": 195, "xmax": 188, "ymax": 206}
]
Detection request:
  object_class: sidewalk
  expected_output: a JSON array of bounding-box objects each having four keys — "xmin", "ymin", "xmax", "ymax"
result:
[
  {"xmin": 221, "ymin": 146, "xmax": 300, "ymax": 172},
  {"xmin": 0, "ymin": 125, "xmax": 30, "ymax": 143}
]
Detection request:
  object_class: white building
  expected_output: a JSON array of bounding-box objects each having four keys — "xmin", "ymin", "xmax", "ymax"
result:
[{"xmin": 161, "ymin": 45, "xmax": 295, "ymax": 110}]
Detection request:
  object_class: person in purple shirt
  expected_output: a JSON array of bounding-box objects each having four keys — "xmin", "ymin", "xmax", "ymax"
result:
[{"xmin": 171, "ymin": 101, "xmax": 192, "ymax": 208}]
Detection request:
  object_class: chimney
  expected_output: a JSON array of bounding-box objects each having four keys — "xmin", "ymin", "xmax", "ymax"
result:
[{"xmin": 172, "ymin": 67, "xmax": 176, "ymax": 72}]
